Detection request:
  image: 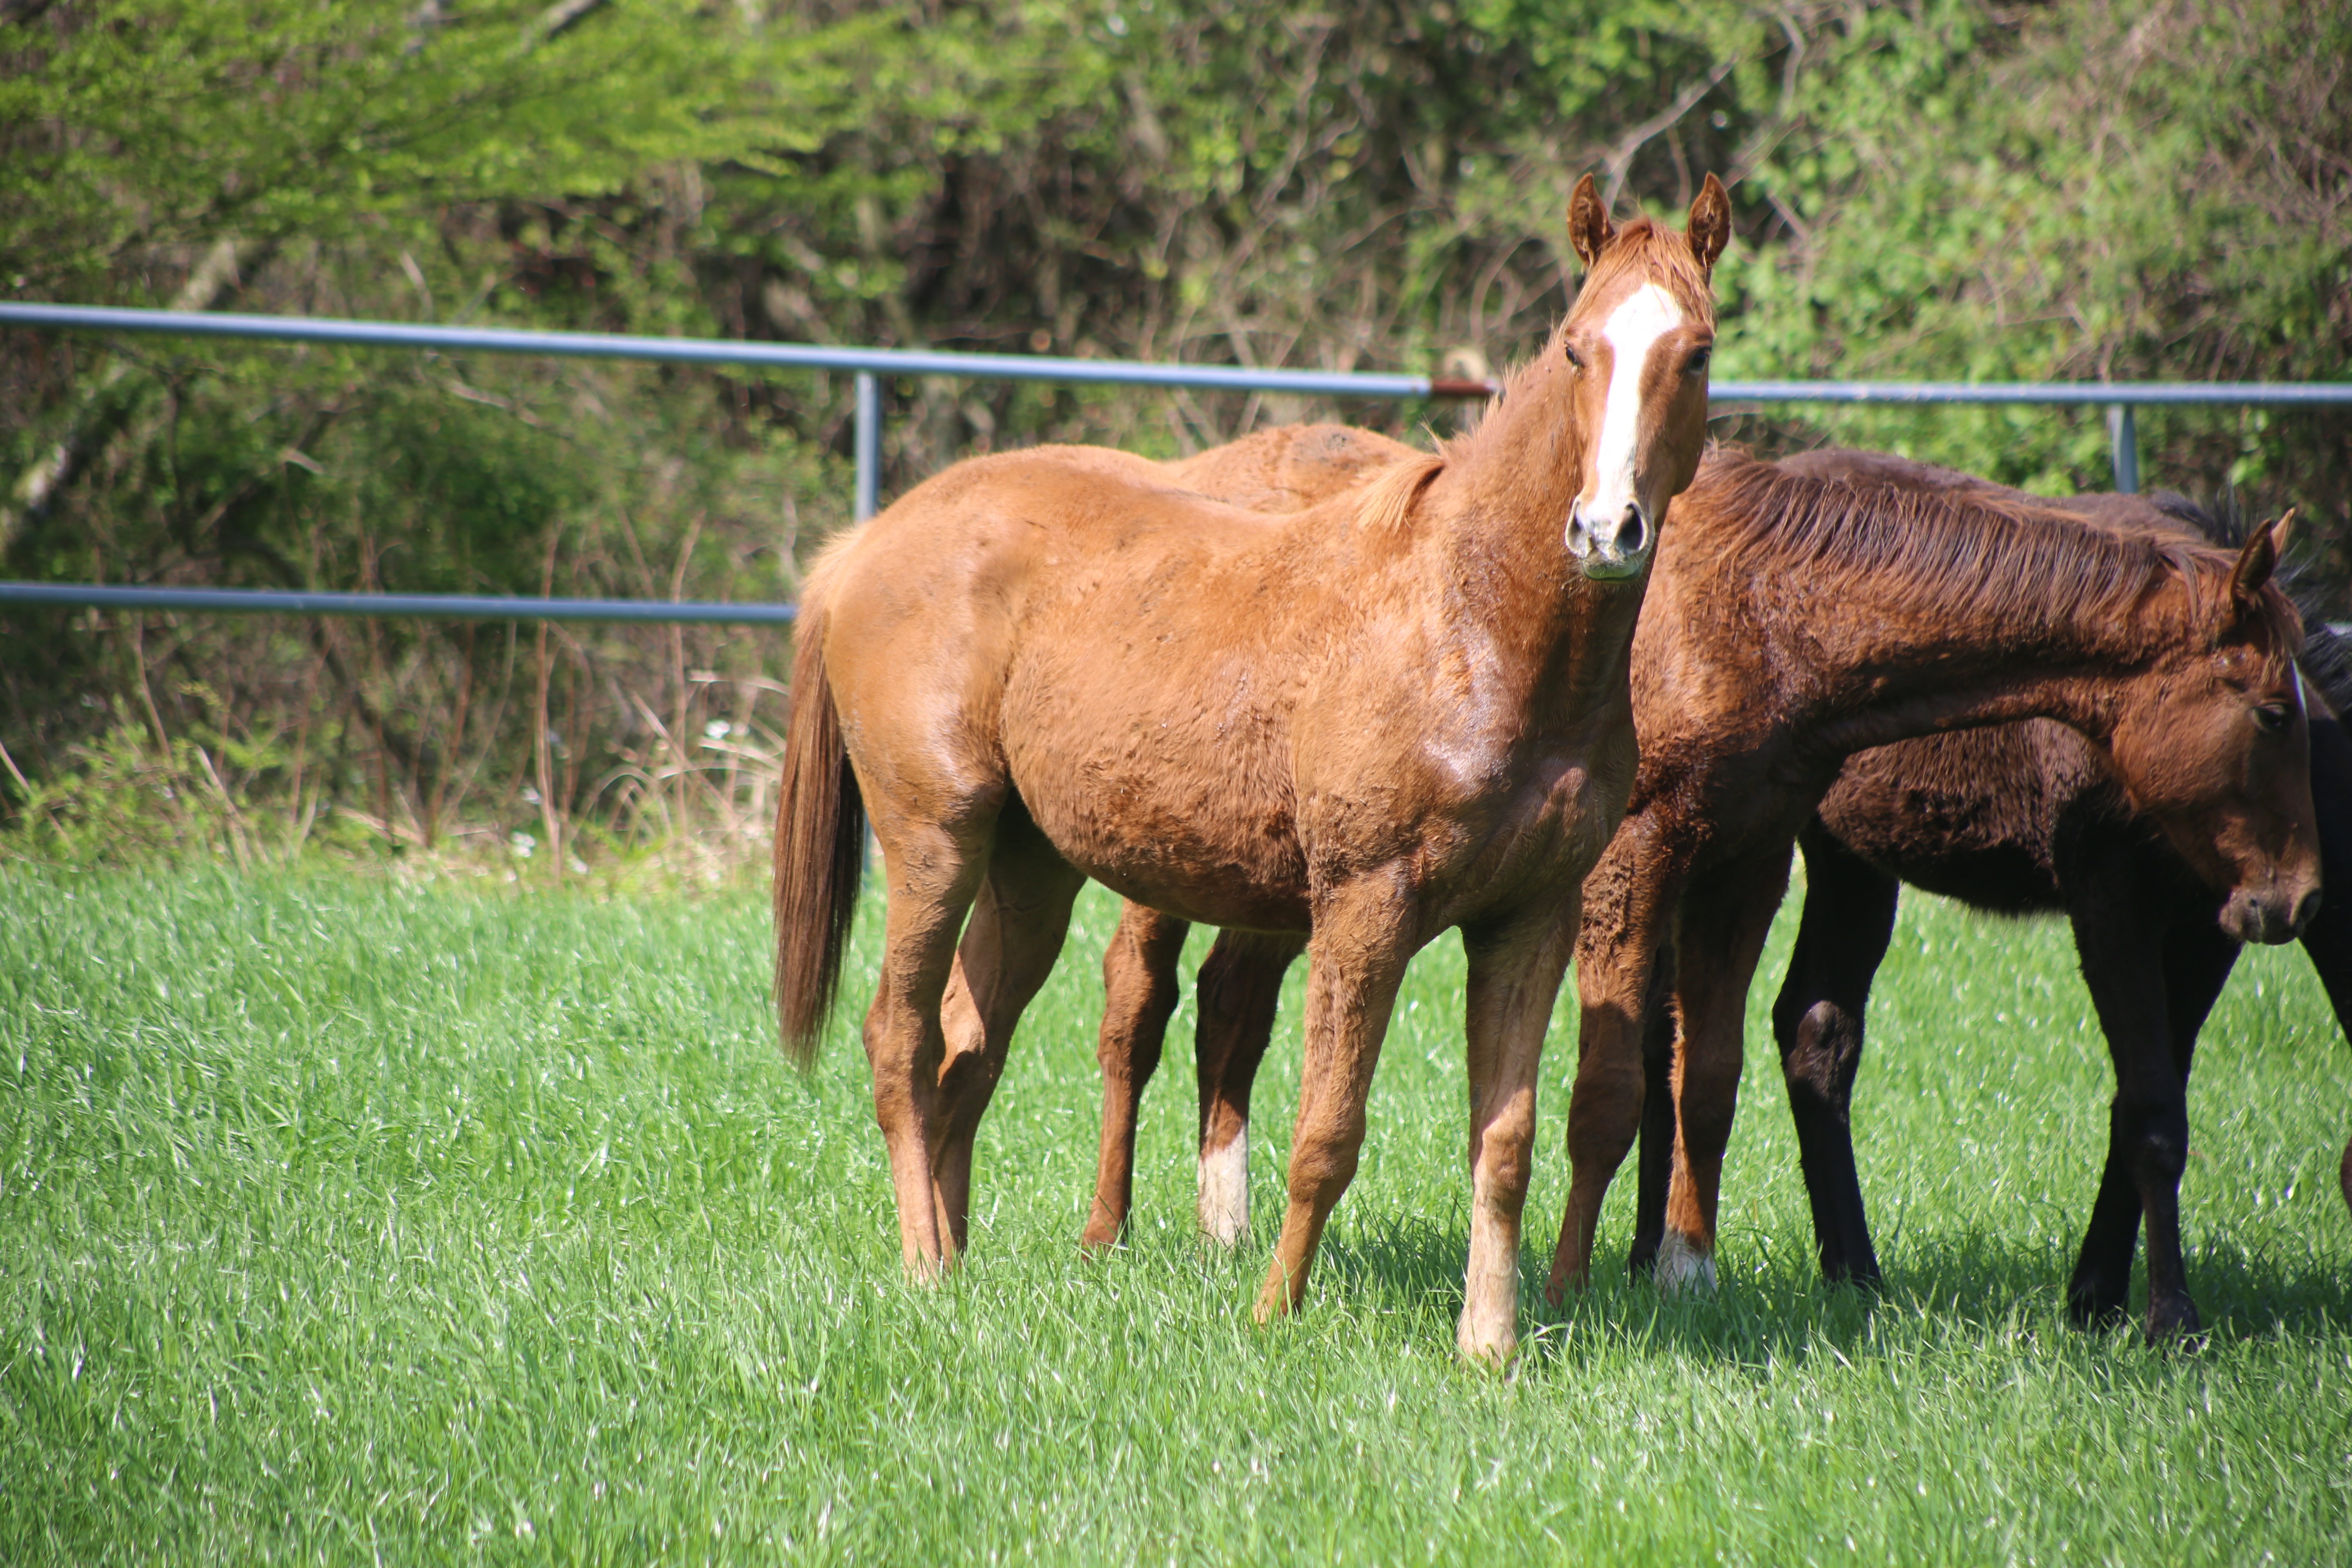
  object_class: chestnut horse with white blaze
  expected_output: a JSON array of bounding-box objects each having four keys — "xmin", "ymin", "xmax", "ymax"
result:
[
  {"xmin": 771, "ymin": 176, "xmax": 1731, "ymax": 1361},
  {"xmin": 1070, "ymin": 439, "xmax": 2319, "ymax": 1334}
]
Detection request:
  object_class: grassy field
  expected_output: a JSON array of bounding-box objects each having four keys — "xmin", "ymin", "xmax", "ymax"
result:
[{"xmin": 3, "ymin": 864, "xmax": 2349, "ymax": 1563}]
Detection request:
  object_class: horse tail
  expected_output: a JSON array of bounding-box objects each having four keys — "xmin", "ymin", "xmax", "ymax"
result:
[{"xmin": 773, "ymin": 597, "xmax": 866, "ymax": 1070}]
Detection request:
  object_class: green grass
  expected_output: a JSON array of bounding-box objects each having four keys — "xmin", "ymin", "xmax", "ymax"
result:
[{"xmin": 3, "ymin": 865, "xmax": 2349, "ymax": 1563}]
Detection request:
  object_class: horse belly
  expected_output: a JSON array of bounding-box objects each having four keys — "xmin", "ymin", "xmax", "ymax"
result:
[{"xmin": 1000, "ymin": 674, "xmax": 1311, "ymax": 931}]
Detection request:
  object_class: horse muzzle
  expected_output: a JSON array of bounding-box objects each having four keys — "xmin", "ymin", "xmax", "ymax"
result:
[
  {"xmin": 2220, "ymin": 882, "xmax": 2321, "ymax": 946},
  {"xmin": 1566, "ymin": 500, "xmax": 1654, "ymax": 581}
]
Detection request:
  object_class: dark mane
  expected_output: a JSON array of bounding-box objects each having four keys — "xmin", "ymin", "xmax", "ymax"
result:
[
  {"xmin": 1779, "ymin": 447, "xmax": 2335, "ymax": 694},
  {"xmin": 1692, "ymin": 450, "xmax": 2300, "ymax": 658},
  {"xmin": 2302, "ymin": 624, "xmax": 2352, "ymax": 717}
]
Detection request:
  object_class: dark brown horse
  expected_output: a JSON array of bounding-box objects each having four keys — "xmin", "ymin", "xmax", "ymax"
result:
[
  {"xmin": 1550, "ymin": 457, "xmax": 2316, "ymax": 1307},
  {"xmin": 773, "ymin": 177, "xmax": 1731, "ymax": 1363},
  {"xmin": 1742, "ymin": 450, "xmax": 2352, "ymax": 1338},
  {"xmin": 1069, "ymin": 438, "xmax": 2320, "ymax": 1334}
]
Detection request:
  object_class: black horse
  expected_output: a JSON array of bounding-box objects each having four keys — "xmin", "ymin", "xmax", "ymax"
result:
[{"xmin": 1707, "ymin": 450, "xmax": 2352, "ymax": 1339}]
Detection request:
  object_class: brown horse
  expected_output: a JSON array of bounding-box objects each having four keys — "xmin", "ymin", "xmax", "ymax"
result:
[
  {"xmin": 1742, "ymin": 450, "xmax": 2351, "ymax": 1337},
  {"xmin": 772, "ymin": 176, "xmax": 1732, "ymax": 1362},
  {"xmin": 1071, "ymin": 439, "xmax": 2320, "ymax": 1328}
]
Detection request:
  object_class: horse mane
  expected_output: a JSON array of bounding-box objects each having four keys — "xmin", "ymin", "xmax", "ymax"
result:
[
  {"xmin": 1577, "ymin": 216, "xmax": 1716, "ymax": 328},
  {"xmin": 1351, "ymin": 450, "xmax": 1448, "ymax": 537},
  {"xmin": 1691, "ymin": 449, "xmax": 2300, "ymax": 657}
]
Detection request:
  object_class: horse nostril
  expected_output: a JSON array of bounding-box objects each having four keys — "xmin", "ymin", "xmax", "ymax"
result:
[
  {"xmin": 2294, "ymin": 886, "xmax": 2324, "ymax": 935},
  {"xmin": 1619, "ymin": 506, "xmax": 1650, "ymax": 557}
]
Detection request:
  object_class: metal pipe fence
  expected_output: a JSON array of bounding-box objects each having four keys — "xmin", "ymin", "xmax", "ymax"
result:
[{"xmin": 4, "ymin": 301, "xmax": 2350, "ymax": 625}]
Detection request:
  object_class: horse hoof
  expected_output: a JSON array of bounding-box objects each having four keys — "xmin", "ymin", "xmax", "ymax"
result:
[
  {"xmin": 1456, "ymin": 1316, "xmax": 1519, "ymax": 1369},
  {"xmin": 1653, "ymin": 1231, "xmax": 1718, "ymax": 1296},
  {"xmin": 2143, "ymin": 1301, "xmax": 2206, "ymax": 1350},
  {"xmin": 2066, "ymin": 1286, "xmax": 2129, "ymax": 1332}
]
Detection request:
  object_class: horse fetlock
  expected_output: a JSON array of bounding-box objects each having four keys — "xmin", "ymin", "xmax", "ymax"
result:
[{"xmin": 1197, "ymin": 1131, "xmax": 1251, "ymax": 1247}]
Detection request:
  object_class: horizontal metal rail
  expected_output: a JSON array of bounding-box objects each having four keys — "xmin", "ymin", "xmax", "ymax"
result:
[
  {"xmin": 7, "ymin": 299, "xmax": 2350, "ymax": 623},
  {"xmin": 1704, "ymin": 379, "xmax": 2352, "ymax": 407},
  {"xmin": 9, "ymin": 301, "xmax": 2350, "ymax": 404},
  {"xmin": 0, "ymin": 302, "xmax": 1469, "ymax": 401},
  {"xmin": 0, "ymin": 581, "xmax": 795, "ymax": 624}
]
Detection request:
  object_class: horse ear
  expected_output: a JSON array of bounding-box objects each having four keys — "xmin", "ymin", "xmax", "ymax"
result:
[
  {"xmin": 1568, "ymin": 174, "xmax": 1613, "ymax": 271},
  {"xmin": 2230, "ymin": 508, "xmax": 2294, "ymax": 610},
  {"xmin": 1686, "ymin": 173, "xmax": 1731, "ymax": 276}
]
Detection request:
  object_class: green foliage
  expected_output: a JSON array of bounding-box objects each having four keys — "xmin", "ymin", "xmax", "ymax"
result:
[
  {"xmin": 4, "ymin": 869, "xmax": 2350, "ymax": 1559},
  {"xmin": 0, "ymin": 0, "xmax": 880, "ymax": 294},
  {"xmin": 1722, "ymin": 0, "xmax": 2350, "ymax": 519},
  {"xmin": 2, "ymin": 0, "xmax": 2346, "ymax": 858}
]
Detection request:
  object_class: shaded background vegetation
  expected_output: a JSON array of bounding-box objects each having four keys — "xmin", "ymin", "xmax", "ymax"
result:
[{"xmin": 2, "ymin": 0, "xmax": 2345, "ymax": 866}]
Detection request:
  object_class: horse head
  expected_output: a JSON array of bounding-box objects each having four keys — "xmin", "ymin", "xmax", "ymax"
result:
[
  {"xmin": 2113, "ymin": 513, "xmax": 2322, "ymax": 944},
  {"xmin": 1557, "ymin": 171, "xmax": 1730, "ymax": 579}
]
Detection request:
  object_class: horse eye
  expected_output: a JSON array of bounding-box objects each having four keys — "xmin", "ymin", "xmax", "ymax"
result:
[
  {"xmin": 2254, "ymin": 702, "xmax": 2293, "ymax": 733},
  {"xmin": 1564, "ymin": 343, "xmax": 1585, "ymax": 370},
  {"xmin": 1686, "ymin": 346, "xmax": 1713, "ymax": 376}
]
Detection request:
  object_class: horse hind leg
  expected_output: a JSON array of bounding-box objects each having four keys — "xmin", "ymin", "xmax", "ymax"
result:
[
  {"xmin": 1194, "ymin": 930, "xmax": 1305, "ymax": 1247},
  {"xmin": 862, "ymin": 813, "xmax": 998, "ymax": 1276},
  {"xmin": 1770, "ymin": 824, "xmax": 1900, "ymax": 1287},
  {"xmin": 929, "ymin": 801, "xmax": 1085, "ymax": 1257},
  {"xmin": 1082, "ymin": 903, "xmax": 1190, "ymax": 1251}
]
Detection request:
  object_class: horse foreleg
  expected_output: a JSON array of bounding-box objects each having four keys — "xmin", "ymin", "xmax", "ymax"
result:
[
  {"xmin": 1082, "ymin": 904, "xmax": 1190, "ymax": 1250},
  {"xmin": 1769, "ymin": 822, "xmax": 1900, "ymax": 1286},
  {"xmin": 2060, "ymin": 838, "xmax": 2200, "ymax": 1333},
  {"xmin": 1658, "ymin": 844, "xmax": 1793, "ymax": 1293},
  {"xmin": 1457, "ymin": 901, "xmax": 1579, "ymax": 1363},
  {"xmin": 2293, "ymin": 712, "xmax": 2352, "ymax": 1227},
  {"xmin": 929, "ymin": 809, "xmax": 1085, "ymax": 1257},
  {"xmin": 1194, "ymin": 930, "xmax": 1305, "ymax": 1246},
  {"xmin": 1254, "ymin": 872, "xmax": 1416, "ymax": 1328},
  {"xmin": 1550, "ymin": 817, "xmax": 1683, "ymax": 1300}
]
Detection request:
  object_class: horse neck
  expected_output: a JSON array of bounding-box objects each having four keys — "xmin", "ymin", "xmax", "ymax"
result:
[
  {"xmin": 1711, "ymin": 534, "xmax": 2216, "ymax": 763},
  {"xmin": 1421, "ymin": 350, "xmax": 1637, "ymax": 695}
]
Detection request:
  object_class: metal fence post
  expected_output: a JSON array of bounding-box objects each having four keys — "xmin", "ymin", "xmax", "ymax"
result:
[
  {"xmin": 2108, "ymin": 403, "xmax": 2140, "ymax": 494},
  {"xmin": 854, "ymin": 371, "xmax": 881, "ymax": 521}
]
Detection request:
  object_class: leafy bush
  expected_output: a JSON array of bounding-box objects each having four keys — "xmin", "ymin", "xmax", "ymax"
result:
[{"xmin": 4, "ymin": 2, "xmax": 2345, "ymax": 862}]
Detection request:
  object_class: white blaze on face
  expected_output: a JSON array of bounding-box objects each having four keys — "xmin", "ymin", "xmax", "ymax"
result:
[{"xmin": 1575, "ymin": 281, "xmax": 1686, "ymax": 547}]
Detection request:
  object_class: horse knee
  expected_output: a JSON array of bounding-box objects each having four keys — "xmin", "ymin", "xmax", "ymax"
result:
[{"xmin": 1287, "ymin": 1124, "xmax": 1364, "ymax": 1209}]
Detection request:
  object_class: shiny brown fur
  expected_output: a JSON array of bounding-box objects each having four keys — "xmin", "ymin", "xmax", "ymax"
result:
[
  {"xmin": 773, "ymin": 178, "xmax": 1730, "ymax": 1363},
  {"xmin": 1071, "ymin": 438, "xmax": 2319, "ymax": 1328}
]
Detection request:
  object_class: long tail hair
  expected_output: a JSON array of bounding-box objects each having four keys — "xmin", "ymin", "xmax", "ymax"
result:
[{"xmin": 772, "ymin": 600, "xmax": 865, "ymax": 1068}]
